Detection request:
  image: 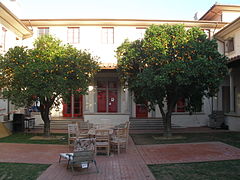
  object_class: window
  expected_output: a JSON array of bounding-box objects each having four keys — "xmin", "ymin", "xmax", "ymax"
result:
[
  {"xmin": 136, "ymin": 27, "xmax": 146, "ymax": 39},
  {"xmin": 0, "ymin": 27, "xmax": 7, "ymax": 51},
  {"xmin": 225, "ymin": 38, "xmax": 234, "ymax": 53},
  {"xmin": 67, "ymin": 27, "xmax": 80, "ymax": 44},
  {"xmin": 101, "ymin": 27, "xmax": 114, "ymax": 44},
  {"xmin": 173, "ymin": 98, "xmax": 202, "ymax": 113},
  {"xmin": 97, "ymin": 81, "xmax": 118, "ymax": 112},
  {"xmin": 38, "ymin": 27, "xmax": 49, "ymax": 36},
  {"xmin": 222, "ymin": 86, "xmax": 235, "ymax": 113}
]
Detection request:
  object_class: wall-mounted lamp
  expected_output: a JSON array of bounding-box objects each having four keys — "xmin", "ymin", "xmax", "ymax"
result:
[{"xmin": 88, "ymin": 86, "xmax": 94, "ymax": 92}]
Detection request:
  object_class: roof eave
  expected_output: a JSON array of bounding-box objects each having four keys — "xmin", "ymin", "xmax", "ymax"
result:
[
  {"xmin": 214, "ymin": 16, "xmax": 240, "ymax": 40},
  {"xmin": 0, "ymin": 2, "xmax": 33, "ymax": 39}
]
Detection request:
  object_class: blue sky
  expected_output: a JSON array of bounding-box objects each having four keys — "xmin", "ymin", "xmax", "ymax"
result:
[{"xmin": 20, "ymin": 0, "xmax": 240, "ymax": 20}]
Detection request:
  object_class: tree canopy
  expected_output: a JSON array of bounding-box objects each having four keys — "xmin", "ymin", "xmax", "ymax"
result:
[
  {"xmin": 0, "ymin": 35, "xmax": 99, "ymax": 135},
  {"xmin": 116, "ymin": 24, "xmax": 228, "ymax": 136}
]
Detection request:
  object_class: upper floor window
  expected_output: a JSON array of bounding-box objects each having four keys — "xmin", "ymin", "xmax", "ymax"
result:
[
  {"xmin": 225, "ymin": 38, "xmax": 234, "ymax": 53},
  {"xmin": 38, "ymin": 27, "xmax": 49, "ymax": 36},
  {"xmin": 0, "ymin": 27, "xmax": 7, "ymax": 51},
  {"xmin": 101, "ymin": 27, "xmax": 114, "ymax": 44},
  {"xmin": 136, "ymin": 27, "xmax": 146, "ymax": 39},
  {"xmin": 67, "ymin": 27, "xmax": 80, "ymax": 44}
]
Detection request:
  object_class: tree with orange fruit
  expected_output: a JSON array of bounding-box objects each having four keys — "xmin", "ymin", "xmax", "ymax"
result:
[
  {"xmin": 0, "ymin": 35, "xmax": 99, "ymax": 136},
  {"xmin": 116, "ymin": 24, "xmax": 228, "ymax": 137}
]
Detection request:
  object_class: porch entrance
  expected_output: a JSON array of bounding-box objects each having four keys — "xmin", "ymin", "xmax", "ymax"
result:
[
  {"xmin": 63, "ymin": 94, "xmax": 83, "ymax": 117},
  {"xmin": 136, "ymin": 103, "xmax": 148, "ymax": 118},
  {"xmin": 97, "ymin": 81, "xmax": 118, "ymax": 113}
]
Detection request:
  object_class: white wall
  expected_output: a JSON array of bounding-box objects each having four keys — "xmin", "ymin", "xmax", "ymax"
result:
[
  {"xmin": 84, "ymin": 114, "xmax": 129, "ymax": 126},
  {"xmin": 23, "ymin": 26, "xmax": 145, "ymax": 65},
  {"xmin": 225, "ymin": 115, "xmax": 240, "ymax": 131},
  {"xmin": 0, "ymin": 24, "xmax": 22, "ymax": 54},
  {"xmin": 221, "ymin": 28, "xmax": 240, "ymax": 59},
  {"xmin": 222, "ymin": 12, "xmax": 240, "ymax": 22}
]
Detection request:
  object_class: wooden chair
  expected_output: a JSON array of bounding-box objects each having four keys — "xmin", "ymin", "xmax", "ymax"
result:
[
  {"xmin": 110, "ymin": 128, "xmax": 128, "ymax": 154},
  {"xmin": 124, "ymin": 121, "xmax": 130, "ymax": 145},
  {"xmin": 76, "ymin": 121, "xmax": 91, "ymax": 138},
  {"xmin": 59, "ymin": 138, "xmax": 98, "ymax": 174},
  {"xmin": 95, "ymin": 129, "xmax": 110, "ymax": 156},
  {"xmin": 68, "ymin": 124, "xmax": 79, "ymax": 147}
]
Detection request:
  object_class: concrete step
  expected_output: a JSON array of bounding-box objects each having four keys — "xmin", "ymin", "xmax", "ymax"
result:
[
  {"xmin": 36, "ymin": 119, "xmax": 84, "ymax": 130},
  {"xmin": 129, "ymin": 118, "xmax": 180, "ymax": 130}
]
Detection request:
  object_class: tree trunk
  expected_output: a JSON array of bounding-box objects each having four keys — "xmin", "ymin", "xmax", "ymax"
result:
[
  {"xmin": 43, "ymin": 113, "xmax": 50, "ymax": 137},
  {"xmin": 163, "ymin": 113, "xmax": 172, "ymax": 137},
  {"xmin": 158, "ymin": 93, "xmax": 178, "ymax": 137},
  {"xmin": 158, "ymin": 104, "xmax": 172, "ymax": 137},
  {"xmin": 40, "ymin": 104, "xmax": 51, "ymax": 137}
]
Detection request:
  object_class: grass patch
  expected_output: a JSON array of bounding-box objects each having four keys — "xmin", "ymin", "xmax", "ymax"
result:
[
  {"xmin": 131, "ymin": 132, "xmax": 240, "ymax": 148},
  {"xmin": 0, "ymin": 162, "xmax": 50, "ymax": 180},
  {"xmin": 148, "ymin": 160, "xmax": 240, "ymax": 180},
  {"xmin": 0, "ymin": 133, "xmax": 68, "ymax": 144}
]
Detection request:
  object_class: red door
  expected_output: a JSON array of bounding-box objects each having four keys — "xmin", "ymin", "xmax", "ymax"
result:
[
  {"xmin": 177, "ymin": 98, "xmax": 185, "ymax": 112},
  {"xmin": 97, "ymin": 90, "xmax": 107, "ymax": 112},
  {"xmin": 136, "ymin": 103, "xmax": 148, "ymax": 118},
  {"xmin": 63, "ymin": 95, "xmax": 83, "ymax": 117},
  {"xmin": 108, "ymin": 90, "xmax": 118, "ymax": 112},
  {"xmin": 97, "ymin": 81, "xmax": 118, "ymax": 113}
]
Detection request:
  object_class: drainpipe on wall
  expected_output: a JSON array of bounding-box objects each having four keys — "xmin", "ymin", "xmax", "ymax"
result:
[{"xmin": 213, "ymin": 36, "xmax": 225, "ymax": 113}]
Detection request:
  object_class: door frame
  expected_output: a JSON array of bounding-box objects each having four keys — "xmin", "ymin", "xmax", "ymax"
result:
[
  {"xmin": 97, "ymin": 80, "xmax": 119, "ymax": 113},
  {"xmin": 63, "ymin": 94, "xmax": 83, "ymax": 117}
]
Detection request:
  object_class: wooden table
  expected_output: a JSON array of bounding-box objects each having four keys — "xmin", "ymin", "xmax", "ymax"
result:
[{"xmin": 88, "ymin": 128, "xmax": 114, "ymax": 137}]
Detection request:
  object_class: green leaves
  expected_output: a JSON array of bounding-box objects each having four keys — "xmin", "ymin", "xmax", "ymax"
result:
[
  {"xmin": 0, "ymin": 35, "xmax": 99, "ymax": 108},
  {"xmin": 116, "ymin": 24, "xmax": 228, "ymax": 113}
]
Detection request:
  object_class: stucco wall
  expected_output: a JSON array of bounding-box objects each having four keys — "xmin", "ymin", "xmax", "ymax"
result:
[
  {"xmin": 172, "ymin": 113, "xmax": 209, "ymax": 127},
  {"xmin": 222, "ymin": 12, "xmax": 240, "ymax": 22},
  {"xmin": 84, "ymin": 114, "xmax": 129, "ymax": 126},
  {"xmin": 223, "ymin": 28, "xmax": 240, "ymax": 58},
  {"xmin": 225, "ymin": 115, "xmax": 240, "ymax": 131},
  {"xmin": 23, "ymin": 26, "xmax": 145, "ymax": 65}
]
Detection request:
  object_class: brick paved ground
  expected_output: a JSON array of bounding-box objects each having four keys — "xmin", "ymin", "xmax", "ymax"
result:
[
  {"xmin": 0, "ymin": 129, "xmax": 240, "ymax": 180},
  {"xmin": 137, "ymin": 142, "xmax": 240, "ymax": 165},
  {"xmin": 0, "ymin": 143, "xmax": 69, "ymax": 164},
  {"xmin": 37, "ymin": 137, "xmax": 155, "ymax": 180},
  {"xmin": 0, "ymin": 137, "xmax": 155, "ymax": 180}
]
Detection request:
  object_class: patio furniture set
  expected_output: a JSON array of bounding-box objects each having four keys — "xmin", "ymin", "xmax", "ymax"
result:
[{"xmin": 59, "ymin": 121, "xmax": 130, "ymax": 173}]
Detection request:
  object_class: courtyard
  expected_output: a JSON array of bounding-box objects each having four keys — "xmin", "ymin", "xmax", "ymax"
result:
[{"xmin": 0, "ymin": 129, "xmax": 240, "ymax": 180}]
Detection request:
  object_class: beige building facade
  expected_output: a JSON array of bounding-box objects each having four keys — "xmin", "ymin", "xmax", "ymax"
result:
[{"xmin": 1, "ymin": 1, "xmax": 240, "ymax": 130}]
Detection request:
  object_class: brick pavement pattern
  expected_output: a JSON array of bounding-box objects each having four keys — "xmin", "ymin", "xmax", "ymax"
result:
[
  {"xmin": 137, "ymin": 142, "xmax": 240, "ymax": 164},
  {"xmin": 37, "ymin": 137, "xmax": 155, "ymax": 180},
  {"xmin": 0, "ymin": 137, "xmax": 155, "ymax": 180},
  {"xmin": 1, "ymin": 137, "xmax": 240, "ymax": 179},
  {"xmin": 0, "ymin": 143, "xmax": 69, "ymax": 164}
]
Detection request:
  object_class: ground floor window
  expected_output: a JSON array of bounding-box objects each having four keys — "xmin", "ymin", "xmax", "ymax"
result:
[
  {"xmin": 97, "ymin": 80, "xmax": 118, "ymax": 112},
  {"xmin": 173, "ymin": 97, "xmax": 202, "ymax": 113},
  {"xmin": 222, "ymin": 86, "xmax": 235, "ymax": 113}
]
